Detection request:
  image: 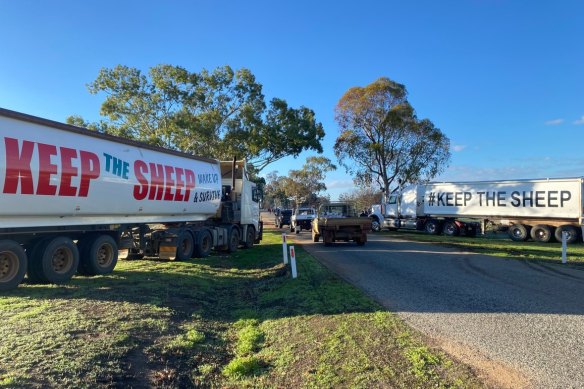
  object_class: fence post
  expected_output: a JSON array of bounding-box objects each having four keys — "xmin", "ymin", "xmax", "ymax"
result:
[
  {"xmin": 282, "ymin": 233, "xmax": 288, "ymax": 264},
  {"xmin": 289, "ymin": 246, "xmax": 298, "ymax": 279}
]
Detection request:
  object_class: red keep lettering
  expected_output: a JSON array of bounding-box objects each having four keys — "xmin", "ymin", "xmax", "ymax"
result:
[
  {"xmin": 3, "ymin": 137, "xmax": 34, "ymax": 194},
  {"xmin": 59, "ymin": 147, "xmax": 78, "ymax": 196},
  {"xmin": 79, "ymin": 151, "xmax": 100, "ymax": 197},
  {"xmin": 36, "ymin": 143, "xmax": 58, "ymax": 195}
]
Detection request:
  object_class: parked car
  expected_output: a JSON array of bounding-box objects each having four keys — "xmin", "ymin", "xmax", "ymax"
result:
[
  {"xmin": 275, "ymin": 209, "xmax": 293, "ymax": 228},
  {"xmin": 291, "ymin": 207, "xmax": 316, "ymax": 233}
]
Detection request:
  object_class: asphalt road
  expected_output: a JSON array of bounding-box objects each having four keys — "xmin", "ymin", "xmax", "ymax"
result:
[{"xmin": 289, "ymin": 229, "xmax": 584, "ymax": 389}]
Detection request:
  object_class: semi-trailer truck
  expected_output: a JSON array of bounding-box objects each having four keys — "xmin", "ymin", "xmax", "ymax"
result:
[
  {"xmin": 0, "ymin": 108, "xmax": 263, "ymax": 291},
  {"xmin": 370, "ymin": 178, "xmax": 584, "ymax": 243}
]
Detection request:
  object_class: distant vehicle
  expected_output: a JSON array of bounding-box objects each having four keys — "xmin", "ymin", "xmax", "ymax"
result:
[
  {"xmin": 275, "ymin": 209, "xmax": 293, "ymax": 229},
  {"xmin": 291, "ymin": 207, "xmax": 316, "ymax": 233},
  {"xmin": 370, "ymin": 178, "xmax": 584, "ymax": 243},
  {"xmin": 312, "ymin": 202, "xmax": 372, "ymax": 246}
]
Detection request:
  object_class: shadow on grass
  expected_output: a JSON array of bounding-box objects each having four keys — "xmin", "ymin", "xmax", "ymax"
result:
[{"xmin": 4, "ymin": 241, "xmax": 380, "ymax": 324}]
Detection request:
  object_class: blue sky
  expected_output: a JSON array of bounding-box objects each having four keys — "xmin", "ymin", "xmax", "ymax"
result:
[{"xmin": 1, "ymin": 0, "xmax": 582, "ymax": 200}]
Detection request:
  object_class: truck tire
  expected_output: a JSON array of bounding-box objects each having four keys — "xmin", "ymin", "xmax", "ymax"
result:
[
  {"xmin": 78, "ymin": 235, "xmax": 118, "ymax": 275},
  {"xmin": 0, "ymin": 240, "xmax": 27, "ymax": 291},
  {"xmin": 35, "ymin": 237, "xmax": 79, "ymax": 284},
  {"xmin": 531, "ymin": 224, "xmax": 554, "ymax": 243},
  {"xmin": 425, "ymin": 219, "xmax": 441, "ymax": 235},
  {"xmin": 193, "ymin": 229, "xmax": 212, "ymax": 258},
  {"xmin": 324, "ymin": 231, "xmax": 333, "ymax": 246},
  {"xmin": 175, "ymin": 231, "xmax": 195, "ymax": 261},
  {"xmin": 371, "ymin": 218, "xmax": 381, "ymax": 232},
  {"xmin": 508, "ymin": 224, "xmax": 529, "ymax": 241},
  {"xmin": 554, "ymin": 225, "xmax": 579, "ymax": 244},
  {"xmin": 244, "ymin": 227, "xmax": 255, "ymax": 249},
  {"xmin": 443, "ymin": 221, "xmax": 460, "ymax": 236},
  {"xmin": 227, "ymin": 228, "xmax": 240, "ymax": 253}
]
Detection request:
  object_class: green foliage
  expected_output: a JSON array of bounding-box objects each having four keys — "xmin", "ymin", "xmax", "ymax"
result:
[
  {"xmin": 339, "ymin": 186, "xmax": 383, "ymax": 212},
  {"xmin": 264, "ymin": 156, "xmax": 336, "ymax": 208},
  {"xmin": 222, "ymin": 356, "xmax": 263, "ymax": 379},
  {"xmin": 68, "ymin": 64, "xmax": 324, "ymax": 171},
  {"xmin": 334, "ymin": 77, "xmax": 451, "ymax": 194},
  {"xmin": 405, "ymin": 346, "xmax": 442, "ymax": 379}
]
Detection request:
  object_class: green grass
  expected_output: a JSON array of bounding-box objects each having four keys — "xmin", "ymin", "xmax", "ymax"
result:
[
  {"xmin": 384, "ymin": 229, "xmax": 584, "ymax": 264},
  {"xmin": 0, "ymin": 229, "xmax": 483, "ymax": 388}
]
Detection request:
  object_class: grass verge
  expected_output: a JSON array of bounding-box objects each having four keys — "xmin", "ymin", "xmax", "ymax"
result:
[
  {"xmin": 0, "ymin": 229, "xmax": 483, "ymax": 388},
  {"xmin": 382, "ymin": 229, "xmax": 584, "ymax": 264}
]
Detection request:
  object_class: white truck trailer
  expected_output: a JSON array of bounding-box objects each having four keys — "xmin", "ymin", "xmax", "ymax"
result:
[
  {"xmin": 370, "ymin": 178, "xmax": 584, "ymax": 243},
  {"xmin": 0, "ymin": 108, "xmax": 263, "ymax": 291}
]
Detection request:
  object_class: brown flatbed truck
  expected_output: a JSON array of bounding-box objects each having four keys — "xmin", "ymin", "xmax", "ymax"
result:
[{"xmin": 311, "ymin": 202, "xmax": 372, "ymax": 246}]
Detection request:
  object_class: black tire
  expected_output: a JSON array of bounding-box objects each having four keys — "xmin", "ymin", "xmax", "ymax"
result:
[
  {"xmin": 425, "ymin": 220, "xmax": 441, "ymax": 235},
  {"xmin": 371, "ymin": 218, "xmax": 381, "ymax": 232},
  {"xmin": 531, "ymin": 224, "xmax": 554, "ymax": 243},
  {"xmin": 227, "ymin": 228, "xmax": 240, "ymax": 253},
  {"xmin": 508, "ymin": 224, "xmax": 529, "ymax": 242},
  {"xmin": 37, "ymin": 237, "xmax": 79, "ymax": 284},
  {"xmin": 27, "ymin": 238, "xmax": 50, "ymax": 283},
  {"xmin": 443, "ymin": 221, "xmax": 460, "ymax": 236},
  {"xmin": 244, "ymin": 227, "xmax": 255, "ymax": 249},
  {"xmin": 554, "ymin": 225, "xmax": 580, "ymax": 244},
  {"xmin": 79, "ymin": 235, "xmax": 118, "ymax": 275},
  {"xmin": 193, "ymin": 229, "xmax": 213, "ymax": 258},
  {"xmin": 175, "ymin": 231, "xmax": 195, "ymax": 261},
  {"xmin": 0, "ymin": 240, "xmax": 27, "ymax": 291},
  {"xmin": 312, "ymin": 233, "xmax": 320, "ymax": 243}
]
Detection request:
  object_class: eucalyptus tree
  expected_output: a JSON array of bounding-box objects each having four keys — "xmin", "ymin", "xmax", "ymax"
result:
[
  {"xmin": 334, "ymin": 77, "xmax": 450, "ymax": 195},
  {"xmin": 68, "ymin": 64, "xmax": 324, "ymax": 172}
]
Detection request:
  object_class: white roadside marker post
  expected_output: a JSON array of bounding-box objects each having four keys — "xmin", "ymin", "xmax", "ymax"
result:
[
  {"xmin": 282, "ymin": 233, "xmax": 288, "ymax": 264},
  {"xmin": 290, "ymin": 246, "xmax": 298, "ymax": 279},
  {"xmin": 562, "ymin": 231, "xmax": 568, "ymax": 264}
]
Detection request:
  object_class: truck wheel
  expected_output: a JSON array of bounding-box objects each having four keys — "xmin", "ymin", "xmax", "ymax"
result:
[
  {"xmin": 508, "ymin": 224, "xmax": 529, "ymax": 241},
  {"xmin": 371, "ymin": 218, "xmax": 381, "ymax": 232},
  {"xmin": 531, "ymin": 224, "xmax": 554, "ymax": 243},
  {"xmin": 193, "ymin": 229, "xmax": 212, "ymax": 258},
  {"xmin": 227, "ymin": 228, "xmax": 240, "ymax": 253},
  {"xmin": 37, "ymin": 237, "xmax": 79, "ymax": 284},
  {"xmin": 443, "ymin": 221, "xmax": 460, "ymax": 236},
  {"xmin": 244, "ymin": 227, "xmax": 255, "ymax": 249},
  {"xmin": 554, "ymin": 225, "xmax": 579, "ymax": 244},
  {"xmin": 175, "ymin": 231, "xmax": 195, "ymax": 261},
  {"xmin": 0, "ymin": 240, "xmax": 27, "ymax": 291},
  {"xmin": 324, "ymin": 231, "xmax": 333, "ymax": 247},
  {"xmin": 356, "ymin": 234, "xmax": 367, "ymax": 246},
  {"xmin": 79, "ymin": 235, "xmax": 118, "ymax": 275},
  {"xmin": 425, "ymin": 220, "xmax": 441, "ymax": 235}
]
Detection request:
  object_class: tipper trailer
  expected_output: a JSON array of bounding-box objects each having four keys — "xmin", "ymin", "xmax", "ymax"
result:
[
  {"xmin": 0, "ymin": 108, "xmax": 263, "ymax": 291},
  {"xmin": 370, "ymin": 178, "xmax": 584, "ymax": 243}
]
